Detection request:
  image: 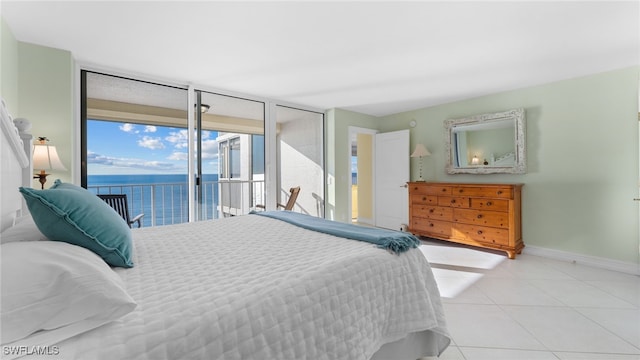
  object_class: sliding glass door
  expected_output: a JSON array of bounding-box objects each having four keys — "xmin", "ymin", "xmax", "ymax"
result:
[
  {"xmin": 82, "ymin": 71, "xmax": 189, "ymax": 226},
  {"xmin": 82, "ymin": 71, "xmax": 322, "ymax": 226},
  {"xmin": 274, "ymin": 105, "xmax": 324, "ymax": 217},
  {"xmin": 194, "ymin": 90, "xmax": 265, "ymax": 220}
]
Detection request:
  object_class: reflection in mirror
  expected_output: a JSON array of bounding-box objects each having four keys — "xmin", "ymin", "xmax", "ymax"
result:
[
  {"xmin": 453, "ymin": 119, "xmax": 515, "ymax": 167},
  {"xmin": 444, "ymin": 108, "xmax": 526, "ymax": 174}
]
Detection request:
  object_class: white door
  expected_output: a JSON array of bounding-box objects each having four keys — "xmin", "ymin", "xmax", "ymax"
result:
[{"xmin": 374, "ymin": 129, "xmax": 410, "ymax": 230}]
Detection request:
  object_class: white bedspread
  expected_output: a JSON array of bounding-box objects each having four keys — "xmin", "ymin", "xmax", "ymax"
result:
[{"xmin": 35, "ymin": 215, "xmax": 450, "ymax": 359}]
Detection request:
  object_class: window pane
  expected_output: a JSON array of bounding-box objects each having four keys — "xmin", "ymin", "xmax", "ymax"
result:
[
  {"xmin": 252, "ymin": 135, "xmax": 265, "ymax": 176},
  {"xmin": 198, "ymin": 91, "xmax": 265, "ymax": 217},
  {"xmin": 83, "ymin": 71, "xmax": 189, "ymax": 227},
  {"xmin": 276, "ymin": 106, "xmax": 324, "ymax": 217},
  {"xmin": 230, "ymin": 137, "xmax": 241, "ymax": 178}
]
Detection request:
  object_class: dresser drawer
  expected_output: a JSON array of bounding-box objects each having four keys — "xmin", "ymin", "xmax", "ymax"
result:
[
  {"xmin": 452, "ymin": 186, "xmax": 513, "ymax": 199},
  {"xmin": 438, "ymin": 196, "xmax": 470, "ymax": 208},
  {"xmin": 413, "ymin": 205, "xmax": 453, "ymax": 221},
  {"xmin": 470, "ymin": 198, "xmax": 509, "ymax": 212},
  {"xmin": 410, "ymin": 184, "xmax": 452, "ymax": 196},
  {"xmin": 411, "ymin": 194, "xmax": 438, "ymax": 205},
  {"xmin": 452, "ymin": 223, "xmax": 510, "ymax": 246},
  {"xmin": 453, "ymin": 208, "xmax": 510, "ymax": 228},
  {"xmin": 411, "ymin": 218, "xmax": 451, "ymax": 237}
]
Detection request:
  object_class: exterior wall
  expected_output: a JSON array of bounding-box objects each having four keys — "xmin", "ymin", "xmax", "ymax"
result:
[
  {"xmin": 278, "ymin": 115, "xmax": 324, "ymax": 217},
  {"xmin": 215, "ymin": 133, "xmax": 257, "ymax": 216}
]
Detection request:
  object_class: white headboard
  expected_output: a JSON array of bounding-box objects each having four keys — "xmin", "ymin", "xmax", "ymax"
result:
[{"xmin": 1, "ymin": 98, "xmax": 32, "ymax": 231}]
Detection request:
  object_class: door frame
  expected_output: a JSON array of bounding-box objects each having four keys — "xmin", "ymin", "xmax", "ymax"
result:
[{"xmin": 347, "ymin": 126, "xmax": 378, "ymax": 225}]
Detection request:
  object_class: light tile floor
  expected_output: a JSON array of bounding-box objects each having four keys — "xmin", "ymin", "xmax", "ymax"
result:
[{"xmin": 418, "ymin": 239, "xmax": 640, "ymax": 360}]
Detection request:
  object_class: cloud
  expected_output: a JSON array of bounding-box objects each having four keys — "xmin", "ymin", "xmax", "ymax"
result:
[
  {"xmin": 138, "ymin": 136, "xmax": 165, "ymax": 150},
  {"xmin": 144, "ymin": 125, "xmax": 157, "ymax": 133},
  {"xmin": 119, "ymin": 123, "xmax": 137, "ymax": 133},
  {"xmin": 87, "ymin": 151, "xmax": 115, "ymax": 166},
  {"xmin": 202, "ymin": 139, "xmax": 218, "ymax": 159},
  {"xmin": 168, "ymin": 152, "xmax": 188, "ymax": 161},
  {"xmin": 140, "ymin": 161, "xmax": 177, "ymax": 170},
  {"xmin": 167, "ymin": 151, "xmax": 218, "ymax": 162},
  {"xmin": 165, "ymin": 130, "xmax": 217, "ymax": 159},
  {"xmin": 166, "ymin": 130, "xmax": 213, "ymax": 147},
  {"xmin": 87, "ymin": 151, "xmax": 182, "ymax": 172},
  {"xmin": 165, "ymin": 129, "xmax": 189, "ymax": 149}
]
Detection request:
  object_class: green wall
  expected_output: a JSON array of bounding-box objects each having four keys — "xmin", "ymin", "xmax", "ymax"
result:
[
  {"xmin": 1, "ymin": 17, "xmax": 19, "ymax": 112},
  {"xmin": 374, "ymin": 67, "xmax": 639, "ymax": 265},
  {"xmin": 17, "ymin": 42, "xmax": 74, "ymax": 187},
  {"xmin": 1, "ymin": 17, "xmax": 74, "ymax": 188}
]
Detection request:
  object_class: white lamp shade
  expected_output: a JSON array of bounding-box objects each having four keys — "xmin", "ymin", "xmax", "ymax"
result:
[
  {"xmin": 33, "ymin": 144, "xmax": 67, "ymax": 171},
  {"xmin": 410, "ymin": 144, "xmax": 431, "ymax": 158}
]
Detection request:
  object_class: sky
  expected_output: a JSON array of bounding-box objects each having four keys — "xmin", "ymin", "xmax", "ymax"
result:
[
  {"xmin": 88, "ymin": 119, "xmax": 355, "ymax": 176},
  {"xmin": 87, "ymin": 119, "xmax": 218, "ymax": 175}
]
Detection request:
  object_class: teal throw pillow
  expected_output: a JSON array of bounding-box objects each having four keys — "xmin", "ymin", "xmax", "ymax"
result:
[{"xmin": 19, "ymin": 180, "xmax": 134, "ymax": 268}]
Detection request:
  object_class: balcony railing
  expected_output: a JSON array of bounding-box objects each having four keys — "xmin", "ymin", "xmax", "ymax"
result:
[{"xmin": 88, "ymin": 179, "xmax": 265, "ymax": 227}]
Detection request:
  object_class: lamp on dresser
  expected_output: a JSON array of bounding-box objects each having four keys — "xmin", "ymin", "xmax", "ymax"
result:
[
  {"xmin": 410, "ymin": 143, "xmax": 431, "ymax": 181},
  {"xmin": 33, "ymin": 137, "xmax": 66, "ymax": 189}
]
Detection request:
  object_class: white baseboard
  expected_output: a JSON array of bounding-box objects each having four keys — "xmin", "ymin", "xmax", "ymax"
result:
[
  {"xmin": 523, "ymin": 245, "xmax": 640, "ymax": 276},
  {"xmin": 355, "ymin": 217, "xmax": 374, "ymax": 225}
]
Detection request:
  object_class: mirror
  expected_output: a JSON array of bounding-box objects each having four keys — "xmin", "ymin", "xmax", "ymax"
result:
[{"xmin": 444, "ymin": 108, "xmax": 526, "ymax": 174}]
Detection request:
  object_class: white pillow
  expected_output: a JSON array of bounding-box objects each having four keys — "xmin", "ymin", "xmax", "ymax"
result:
[
  {"xmin": 1, "ymin": 241, "xmax": 137, "ymax": 351},
  {"xmin": 0, "ymin": 215, "xmax": 48, "ymax": 244}
]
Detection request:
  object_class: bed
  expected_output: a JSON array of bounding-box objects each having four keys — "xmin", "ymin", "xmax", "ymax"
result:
[{"xmin": 0, "ymin": 98, "xmax": 450, "ymax": 360}]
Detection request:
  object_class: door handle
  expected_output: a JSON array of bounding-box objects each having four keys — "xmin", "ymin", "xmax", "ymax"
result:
[
  {"xmin": 400, "ymin": 184, "xmax": 408, "ymax": 188},
  {"xmin": 634, "ymin": 198, "xmax": 640, "ymax": 201}
]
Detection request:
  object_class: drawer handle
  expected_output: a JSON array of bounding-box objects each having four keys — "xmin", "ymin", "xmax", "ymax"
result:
[
  {"xmin": 429, "ymin": 209, "xmax": 435, "ymax": 213},
  {"xmin": 477, "ymin": 214, "xmax": 483, "ymax": 219},
  {"xmin": 451, "ymin": 199, "xmax": 456, "ymax": 204},
  {"xmin": 497, "ymin": 190, "xmax": 503, "ymax": 195},
  {"xmin": 486, "ymin": 201, "xmax": 493, "ymax": 206},
  {"xmin": 413, "ymin": 187, "xmax": 418, "ymax": 191},
  {"xmin": 477, "ymin": 230, "xmax": 483, "ymax": 235},
  {"xmin": 422, "ymin": 197, "xmax": 427, "ymax": 201},
  {"xmin": 429, "ymin": 223, "xmax": 434, "ymax": 227},
  {"xmin": 441, "ymin": 188, "xmax": 447, "ymax": 192},
  {"xmin": 458, "ymin": 189, "xmax": 464, "ymax": 193}
]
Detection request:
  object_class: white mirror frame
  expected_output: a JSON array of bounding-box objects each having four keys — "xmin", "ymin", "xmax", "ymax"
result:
[{"xmin": 444, "ymin": 108, "xmax": 526, "ymax": 174}]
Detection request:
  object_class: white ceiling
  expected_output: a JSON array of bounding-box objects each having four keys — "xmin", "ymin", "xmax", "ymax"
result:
[{"xmin": 2, "ymin": 1, "xmax": 639, "ymax": 117}]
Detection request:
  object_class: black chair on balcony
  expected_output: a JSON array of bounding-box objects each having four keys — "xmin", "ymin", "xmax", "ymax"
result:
[{"xmin": 97, "ymin": 194, "xmax": 145, "ymax": 228}]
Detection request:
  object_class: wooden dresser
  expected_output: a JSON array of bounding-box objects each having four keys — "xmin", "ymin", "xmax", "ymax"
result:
[{"xmin": 408, "ymin": 182, "xmax": 524, "ymax": 259}]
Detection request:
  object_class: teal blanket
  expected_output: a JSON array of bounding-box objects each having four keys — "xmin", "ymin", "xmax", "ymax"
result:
[{"xmin": 252, "ymin": 210, "xmax": 420, "ymax": 254}]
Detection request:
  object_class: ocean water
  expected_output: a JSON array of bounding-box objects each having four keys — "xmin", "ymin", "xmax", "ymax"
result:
[{"xmin": 88, "ymin": 174, "xmax": 220, "ymax": 226}]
